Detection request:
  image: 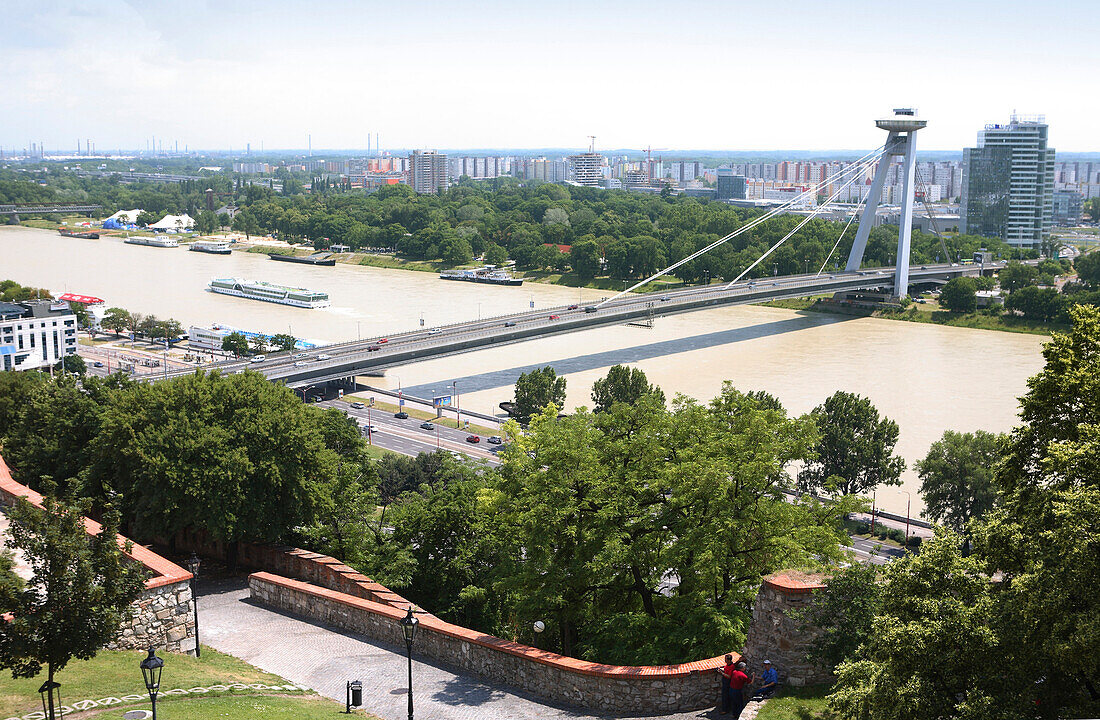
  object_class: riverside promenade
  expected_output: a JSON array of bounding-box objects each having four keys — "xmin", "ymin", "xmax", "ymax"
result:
[{"xmin": 200, "ymin": 577, "xmax": 766, "ymax": 720}]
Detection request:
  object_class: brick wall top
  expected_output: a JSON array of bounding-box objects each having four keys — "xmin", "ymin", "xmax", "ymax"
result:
[
  {"xmin": 764, "ymin": 570, "xmax": 826, "ymax": 595},
  {"xmin": 0, "ymin": 454, "xmax": 191, "ymax": 590},
  {"xmin": 252, "ymin": 571, "xmax": 738, "ymax": 678}
]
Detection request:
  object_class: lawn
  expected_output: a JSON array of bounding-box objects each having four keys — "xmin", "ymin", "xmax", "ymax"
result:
[
  {"xmin": 755, "ymin": 684, "xmax": 835, "ymax": 720},
  {"xmin": 89, "ymin": 695, "xmax": 378, "ymax": 719},
  {"xmin": 0, "ymin": 646, "xmax": 319, "ymax": 718}
]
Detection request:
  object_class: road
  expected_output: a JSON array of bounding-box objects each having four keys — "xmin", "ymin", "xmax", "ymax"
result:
[{"xmin": 318, "ymin": 398, "xmax": 503, "ymax": 465}]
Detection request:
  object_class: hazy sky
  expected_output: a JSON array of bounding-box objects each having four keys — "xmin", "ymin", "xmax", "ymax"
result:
[{"xmin": 3, "ymin": 0, "xmax": 1097, "ymax": 153}]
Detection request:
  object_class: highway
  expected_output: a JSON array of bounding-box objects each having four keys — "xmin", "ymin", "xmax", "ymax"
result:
[
  {"xmin": 163, "ymin": 260, "xmax": 1004, "ymax": 387},
  {"xmin": 320, "ymin": 398, "xmax": 503, "ymax": 465}
]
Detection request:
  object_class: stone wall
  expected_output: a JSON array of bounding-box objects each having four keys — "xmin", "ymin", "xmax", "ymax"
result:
[
  {"xmin": 0, "ymin": 455, "xmax": 196, "ymax": 655},
  {"xmin": 251, "ymin": 572, "xmax": 731, "ymax": 713},
  {"xmin": 741, "ymin": 572, "xmax": 832, "ymax": 687}
]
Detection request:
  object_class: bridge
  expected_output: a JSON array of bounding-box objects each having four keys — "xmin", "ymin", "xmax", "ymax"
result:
[
  {"xmin": 165, "ymin": 260, "xmax": 999, "ymax": 388},
  {"xmin": 1, "ymin": 203, "xmax": 102, "ymax": 222}
]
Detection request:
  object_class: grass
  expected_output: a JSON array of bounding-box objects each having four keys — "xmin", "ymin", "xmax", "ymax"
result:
[
  {"xmin": 351, "ymin": 253, "xmax": 443, "ymax": 273},
  {"xmin": 755, "ymin": 684, "xmax": 835, "ymax": 720},
  {"xmin": 342, "ymin": 395, "xmax": 502, "ymax": 436},
  {"xmin": 0, "ymin": 646, "xmax": 315, "ymax": 718},
  {"xmin": 362, "ymin": 443, "xmax": 408, "ymax": 460},
  {"xmin": 90, "ymin": 695, "xmax": 381, "ymax": 719}
]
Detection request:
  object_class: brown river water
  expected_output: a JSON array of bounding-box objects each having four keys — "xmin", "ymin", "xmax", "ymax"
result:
[{"xmin": 0, "ymin": 226, "xmax": 1046, "ymax": 515}]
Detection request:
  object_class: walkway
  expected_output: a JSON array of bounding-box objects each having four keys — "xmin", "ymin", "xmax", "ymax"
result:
[{"xmin": 200, "ymin": 578, "xmax": 767, "ymax": 720}]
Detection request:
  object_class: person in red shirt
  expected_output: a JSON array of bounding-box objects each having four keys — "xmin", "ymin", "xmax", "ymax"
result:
[
  {"xmin": 729, "ymin": 661, "xmax": 754, "ymax": 717},
  {"xmin": 716, "ymin": 655, "xmax": 737, "ymax": 713}
]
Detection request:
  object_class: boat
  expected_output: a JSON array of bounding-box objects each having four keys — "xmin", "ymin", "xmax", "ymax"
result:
[
  {"xmin": 124, "ymin": 234, "xmax": 179, "ymax": 248},
  {"xmin": 189, "ymin": 240, "xmax": 232, "ymax": 255},
  {"xmin": 58, "ymin": 228, "xmax": 100, "ymax": 239},
  {"xmin": 439, "ymin": 265, "xmax": 523, "ymax": 286},
  {"xmin": 208, "ymin": 278, "xmax": 330, "ymax": 309},
  {"xmin": 269, "ymin": 252, "xmax": 336, "ymax": 266}
]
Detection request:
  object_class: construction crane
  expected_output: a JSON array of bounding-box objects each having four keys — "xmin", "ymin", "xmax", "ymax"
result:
[{"xmin": 588, "ymin": 135, "xmax": 596, "ymax": 154}]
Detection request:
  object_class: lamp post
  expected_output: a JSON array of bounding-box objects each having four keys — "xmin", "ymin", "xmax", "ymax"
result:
[
  {"xmin": 38, "ymin": 680, "xmax": 61, "ymax": 720},
  {"xmin": 869, "ymin": 488, "xmax": 877, "ymax": 537},
  {"xmin": 140, "ymin": 647, "xmax": 164, "ymax": 720},
  {"xmin": 399, "ymin": 606, "xmax": 420, "ymax": 720},
  {"xmin": 186, "ymin": 552, "xmax": 201, "ymax": 657},
  {"xmin": 452, "ymin": 380, "xmax": 459, "ymax": 430},
  {"xmin": 898, "ymin": 489, "xmax": 912, "ymax": 549}
]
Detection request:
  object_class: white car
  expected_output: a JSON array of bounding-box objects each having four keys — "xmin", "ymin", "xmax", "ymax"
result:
[
  {"xmin": 293, "ymin": 361, "xmax": 308, "ymax": 367},
  {"xmin": 316, "ymin": 353, "xmax": 331, "ymax": 360},
  {"xmin": 250, "ymin": 355, "xmax": 265, "ymax": 363}
]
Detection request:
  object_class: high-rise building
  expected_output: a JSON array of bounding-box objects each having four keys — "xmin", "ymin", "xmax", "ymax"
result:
[
  {"xmin": 1052, "ymin": 190, "xmax": 1083, "ymax": 226},
  {"xmin": 961, "ymin": 115, "xmax": 1055, "ymax": 248},
  {"xmin": 567, "ymin": 152, "xmax": 602, "ymax": 186},
  {"xmin": 408, "ymin": 150, "xmax": 449, "ymax": 194},
  {"xmin": 716, "ymin": 168, "xmax": 747, "ymax": 200},
  {"xmin": 0, "ymin": 300, "xmax": 78, "ymax": 372}
]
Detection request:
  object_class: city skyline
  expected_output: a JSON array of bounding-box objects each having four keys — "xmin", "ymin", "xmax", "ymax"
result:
[{"xmin": 3, "ymin": 1, "xmax": 1099, "ymax": 153}]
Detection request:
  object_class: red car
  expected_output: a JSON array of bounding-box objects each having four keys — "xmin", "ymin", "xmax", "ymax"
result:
[
  {"xmin": 549, "ymin": 314, "xmax": 560, "ymax": 320},
  {"xmin": 377, "ymin": 338, "xmax": 389, "ymax": 343},
  {"xmin": 466, "ymin": 434, "xmax": 480, "ymax": 443},
  {"xmin": 568, "ymin": 304, "xmax": 579, "ymax": 310},
  {"xmin": 367, "ymin": 345, "xmax": 380, "ymax": 352}
]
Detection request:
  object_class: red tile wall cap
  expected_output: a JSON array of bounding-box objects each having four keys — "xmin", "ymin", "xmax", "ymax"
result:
[
  {"xmin": 764, "ymin": 571, "xmax": 826, "ymax": 594},
  {"xmin": 251, "ymin": 572, "xmax": 739, "ymax": 679},
  {"xmin": 0, "ymin": 455, "xmax": 191, "ymax": 590}
]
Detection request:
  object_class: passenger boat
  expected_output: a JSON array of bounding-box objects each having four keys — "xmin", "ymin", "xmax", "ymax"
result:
[
  {"xmin": 58, "ymin": 228, "xmax": 100, "ymax": 239},
  {"xmin": 189, "ymin": 240, "xmax": 232, "ymax": 255},
  {"xmin": 439, "ymin": 265, "xmax": 523, "ymax": 286},
  {"xmin": 207, "ymin": 278, "xmax": 330, "ymax": 308},
  {"xmin": 124, "ymin": 235, "xmax": 179, "ymax": 248},
  {"xmin": 269, "ymin": 252, "xmax": 336, "ymax": 266}
]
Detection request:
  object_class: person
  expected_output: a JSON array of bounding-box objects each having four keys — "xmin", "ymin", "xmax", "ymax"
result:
[
  {"xmin": 754, "ymin": 659, "xmax": 779, "ymax": 699},
  {"xmin": 729, "ymin": 661, "xmax": 753, "ymax": 717},
  {"xmin": 716, "ymin": 654, "xmax": 736, "ymax": 713}
]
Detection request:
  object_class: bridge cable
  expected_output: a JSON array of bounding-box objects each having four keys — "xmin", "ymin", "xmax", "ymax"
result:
[
  {"xmin": 595, "ymin": 145, "xmax": 886, "ymax": 307},
  {"xmin": 723, "ymin": 149, "xmax": 888, "ymax": 287},
  {"xmin": 914, "ymin": 165, "xmax": 952, "ymax": 263},
  {"xmin": 816, "ymin": 189, "xmax": 869, "ymax": 276}
]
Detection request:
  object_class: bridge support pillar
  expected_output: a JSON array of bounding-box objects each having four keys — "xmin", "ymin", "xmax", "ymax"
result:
[{"xmin": 8, "ymin": 213, "xmax": 19, "ymax": 225}]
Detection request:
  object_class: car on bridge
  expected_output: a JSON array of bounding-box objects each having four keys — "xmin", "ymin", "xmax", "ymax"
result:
[
  {"xmin": 317, "ymin": 353, "xmax": 331, "ymax": 360},
  {"xmin": 504, "ymin": 321, "xmax": 516, "ymax": 327},
  {"xmin": 377, "ymin": 338, "xmax": 388, "ymax": 343},
  {"xmin": 549, "ymin": 314, "xmax": 560, "ymax": 320},
  {"xmin": 367, "ymin": 345, "xmax": 380, "ymax": 352},
  {"xmin": 568, "ymin": 304, "xmax": 578, "ymax": 310},
  {"xmin": 294, "ymin": 361, "xmax": 308, "ymax": 367}
]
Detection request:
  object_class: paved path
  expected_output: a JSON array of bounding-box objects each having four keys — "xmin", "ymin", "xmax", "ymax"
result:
[{"xmin": 200, "ymin": 578, "xmax": 766, "ymax": 720}]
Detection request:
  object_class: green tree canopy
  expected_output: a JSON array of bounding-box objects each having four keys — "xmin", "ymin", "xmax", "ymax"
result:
[
  {"xmin": 270, "ymin": 333, "xmax": 297, "ymax": 352},
  {"xmin": 590, "ymin": 364, "xmax": 665, "ymax": 413},
  {"xmin": 917, "ymin": 430, "xmax": 1003, "ymax": 539},
  {"xmin": 1074, "ymin": 250, "xmax": 1100, "ymax": 287},
  {"xmin": 798, "ymin": 391, "xmax": 905, "ymax": 496},
  {"xmin": 513, "ymin": 366, "xmax": 567, "ymax": 423},
  {"xmin": 939, "ymin": 276, "xmax": 978, "ymax": 313},
  {"xmin": 998, "ymin": 262, "xmax": 1039, "ymax": 292},
  {"xmin": 221, "ymin": 331, "xmax": 249, "ymax": 357}
]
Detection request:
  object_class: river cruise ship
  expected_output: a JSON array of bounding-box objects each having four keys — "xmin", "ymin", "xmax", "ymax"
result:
[
  {"xmin": 189, "ymin": 240, "xmax": 232, "ymax": 255},
  {"xmin": 207, "ymin": 278, "xmax": 330, "ymax": 308},
  {"xmin": 439, "ymin": 265, "xmax": 523, "ymax": 286},
  {"xmin": 124, "ymin": 235, "xmax": 179, "ymax": 248}
]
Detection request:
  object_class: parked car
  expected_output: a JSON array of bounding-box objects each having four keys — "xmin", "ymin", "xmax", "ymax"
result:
[
  {"xmin": 487, "ymin": 436, "xmax": 503, "ymax": 444},
  {"xmin": 420, "ymin": 422, "xmax": 434, "ymax": 430},
  {"xmin": 394, "ymin": 411, "xmax": 409, "ymax": 419},
  {"xmin": 350, "ymin": 401, "xmax": 365, "ymax": 409},
  {"xmin": 466, "ymin": 434, "xmax": 480, "ymax": 443},
  {"xmin": 250, "ymin": 355, "xmax": 266, "ymax": 363}
]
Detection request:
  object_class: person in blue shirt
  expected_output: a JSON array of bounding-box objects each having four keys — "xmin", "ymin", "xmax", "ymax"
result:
[{"xmin": 755, "ymin": 660, "xmax": 779, "ymax": 699}]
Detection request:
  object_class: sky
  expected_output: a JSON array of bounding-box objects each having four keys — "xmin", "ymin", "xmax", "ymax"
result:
[{"xmin": 2, "ymin": 0, "xmax": 1098, "ymax": 154}]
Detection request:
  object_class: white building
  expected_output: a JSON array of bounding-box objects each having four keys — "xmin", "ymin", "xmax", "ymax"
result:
[
  {"xmin": 567, "ymin": 153, "xmax": 603, "ymax": 186},
  {"xmin": 1, "ymin": 301, "xmax": 79, "ymax": 372}
]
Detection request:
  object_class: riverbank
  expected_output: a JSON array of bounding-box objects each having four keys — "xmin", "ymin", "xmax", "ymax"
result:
[{"xmin": 762, "ymin": 296, "xmax": 1061, "ymax": 336}]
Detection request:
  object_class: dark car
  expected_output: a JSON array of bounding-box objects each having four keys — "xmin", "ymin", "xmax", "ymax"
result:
[
  {"xmin": 584, "ymin": 306, "xmax": 597, "ymax": 313},
  {"xmin": 466, "ymin": 434, "xmax": 480, "ymax": 443},
  {"xmin": 367, "ymin": 345, "xmax": 380, "ymax": 352},
  {"xmin": 420, "ymin": 422, "xmax": 434, "ymax": 430},
  {"xmin": 567, "ymin": 304, "xmax": 579, "ymax": 310},
  {"xmin": 504, "ymin": 321, "xmax": 517, "ymax": 327},
  {"xmin": 394, "ymin": 411, "xmax": 409, "ymax": 419}
]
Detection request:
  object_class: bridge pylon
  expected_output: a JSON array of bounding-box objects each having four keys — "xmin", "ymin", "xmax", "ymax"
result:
[{"xmin": 844, "ymin": 108, "xmax": 927, "ymax": 298}]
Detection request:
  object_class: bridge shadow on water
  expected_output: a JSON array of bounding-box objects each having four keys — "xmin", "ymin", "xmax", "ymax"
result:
[{"xmin": 401, "ymin": 311, "xmax": 854, "ymax": 400}]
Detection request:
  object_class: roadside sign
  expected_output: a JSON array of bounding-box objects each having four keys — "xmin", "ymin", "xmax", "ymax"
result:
[
  {"xmin": 433, "ymin": 395, "xmax": 452, "ymax": 408},
  {"xmin": 338, "ymin": 389, "xmax": 344, "ymax": 398},
  {"xmin": 369, "ymin": 397, "xmax": 375, "ymax": 406}
]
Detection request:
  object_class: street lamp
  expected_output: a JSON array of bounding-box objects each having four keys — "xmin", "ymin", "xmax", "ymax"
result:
[
  {"xmin": 186, "ymin": 552, "xmax": 201, "ymax": 657},
  {"xmin": 399, "ymin": 606, "xmax": 420, "ymax": 720},
  {"xmin": 452, "ymin": 380, "xmax": 460, "ymax": 430},
  {"xmin": 140, "ymin": 647, "xmax": 165, "ymax": 720},
  {"xmin": 898, "ymin": 489, "xmax": 912, "ymax": 549},
  {"xmin": 38, "ymin": 680, "xmax": 61, "ymax": 720}
]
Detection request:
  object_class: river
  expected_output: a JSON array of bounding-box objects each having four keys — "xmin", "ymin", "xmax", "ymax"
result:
[{"xmin": 0, "ymin": 225, "xmax": 1046, "ymax": 516}]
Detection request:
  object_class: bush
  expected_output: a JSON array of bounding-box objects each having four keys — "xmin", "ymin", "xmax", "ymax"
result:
[{"xmin": 906, "ymin": 535, "xmax": 923, "ymax": 550}]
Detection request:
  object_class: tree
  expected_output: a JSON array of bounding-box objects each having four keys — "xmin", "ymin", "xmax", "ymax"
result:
[
  {"xmin": 53, "ymin": 354, "xmax": 86, "ymax": 375},
  {"xmin": 799, "ymin": 391, "xmax": 905, "ymax": 496},
  {"xmin": 939, "ymin": 276, "xmax": 978, "ymax": 313},
  {"xmin": 974, "ymin": 305, "xmax": 1100, "ymax": 712},
  {"xmin": 196, "ymin": 209, "xmax": 218, "ymax": 235},
  {"xmin": 590, "ymin": 365, "xmax": 664, "ymax": 413},
  {"xmin": 829, "ymin": 529, "xmax": 1011, "ymax": 720},
  {"xmin": 221, "ymin": 332, "xmax": 249, "ymax": 357},
  {"xmin": 0, "ymin": 494, "xmax": 145, "ymax": 720},
  {"xmin": 270, "ymin": 333, "xmax": 297, "ymax": 352},
  {"xmin": 0, "ymin": 371, "xmax": 46, "ymax": 439},
  {"xmin": 101, "ymin": 307, "xmax": 132, "ymax": 336},
  {"xmin": 1075, "ymin": 251, "xmax": 1100, "ymax": 287},
  {"xmin": 135, "ymin": 211, "xmax": 156, "ymax": 227},
  {"xmin": 1084, "ymin": 197, "xmax": 1100, "ymax": 223},
  {"xmin": 998, "ymin": 262, "xmax": 1039, "ymax": 292},
  {"xmin": 483, "ymin": 243, "xmax": 508, "ymax": 266},
  {"xmin": 570, "ymin": 238, "xmax": 602, "ymax": 280},
  {"xmin": 249, "ymin": 333, "xmax": 268, "ymax": 354},
  {"xmin": 1004, "ymin": 285, "xmax": 1062, "ymax": 322},
  {"xmin": 802, "ymin": 564, "xmax": 881, "ymax": 674},
  {"xmin": 513, "ymin": 366, "xmax": 566, "ymax": 423},
  {"xmin": 440, "ymin": 236, "xmax": 473, "ymax": 267},
  {"xmin": 917, "ymin": 430, "xmax": 1003, "ymax": 542}
]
